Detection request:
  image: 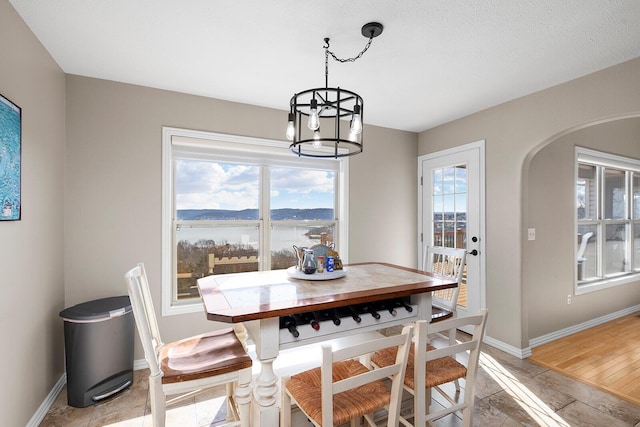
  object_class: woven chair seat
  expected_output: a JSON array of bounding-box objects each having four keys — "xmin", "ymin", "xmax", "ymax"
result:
[
  {"xmin": 371, "ymin": 344, "xmax": 467, "ymax": 389},
  {"xmin": 285, "ymin": 359, "xmax": 392, "ymax": 426}
]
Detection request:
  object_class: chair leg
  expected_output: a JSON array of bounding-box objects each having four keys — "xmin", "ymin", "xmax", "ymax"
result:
[
  {"xmin": 226, "ymin": 382, "xmax": 235, "ymax": 421},
  {"xmin": 149, "ymin": 373, "xmax": 165, "ymax": 427},
  {"xmin": 280, "ymin": 376, "xmax": 292, "ymax": 427},
  {"xmin": 235, "ymin": 369, "xmax": 253, "ymax": 427},
  {"xmin": 461, "ymin": 406, "xmax": 471, "ymax": 427},
  {"xmin": 448, "ymin": 327, "xmax": 461, "ymax": 393}
]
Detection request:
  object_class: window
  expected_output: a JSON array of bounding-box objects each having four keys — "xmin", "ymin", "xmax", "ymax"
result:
[
  {"xmin": 575, "ymin": 147, "xmax": 640, "ymax": 293},
  {"xmin": 162, "ymin": 128, "xmax": 348, "ymax": 315},
  {"xmin": 431, "ymin": 165, "xmax": 467, "ymax": 249}
]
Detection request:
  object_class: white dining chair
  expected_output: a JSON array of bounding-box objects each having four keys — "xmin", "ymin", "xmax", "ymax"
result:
[
  {"xmin": 280, "ymin": 324, "xmax": 413, "ymax": 427},
  {"xmin": 371, "ymin": 309, "xmax": 488, "ymax": 427},
  {"xmin": 423, "ymin": 245, "xmax": 467, "ymax": 341},
  {"xmin": 124, "ymin": 263, "xmax": 253, "ymax": 427}
]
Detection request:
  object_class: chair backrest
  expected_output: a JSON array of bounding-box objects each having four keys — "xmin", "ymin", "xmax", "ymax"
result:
[
  {"xmin": 577, "ymin": 232, "xmax": 594, "ymax": 260},
  {"xmin": 124, "ymin": 263, "xmax": 163, "ymax": 377},
  {"xmin": 321, "ymin": 325, "xmax": 413, "ymax": 427},
  {"xmin": 423, "ymin": 246, "xmax": 467, "ymax": 311},
  {"xmin": 414, "ymin": 309, "xmax": 488, "ymax": 425}
]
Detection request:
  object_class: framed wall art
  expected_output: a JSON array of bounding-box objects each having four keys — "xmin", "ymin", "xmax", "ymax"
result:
[{"xmin": 0, "ymin": 93, "xmax": 21, "ymax": 221}]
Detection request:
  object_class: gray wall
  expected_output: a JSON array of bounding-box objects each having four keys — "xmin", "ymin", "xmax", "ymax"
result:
[
  {"xmin": 64, "ymin": 75, "xmax": 418, "ymax": 359},
  {"xmin": 419, "ymin": 57, "xmax": 640, "ymax": 349},
  {"xmin": 0, "ymin": 1, "xmax": 66, "ymax": 425},
  {"xmin": 526, "ymin": 118, "xmax": 640, "ymax": 339}
]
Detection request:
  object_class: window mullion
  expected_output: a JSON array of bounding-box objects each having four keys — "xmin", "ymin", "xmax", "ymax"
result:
[
  {"xmin": 597, "ymin": 166, "xmax": 603, "ymax": 278},
  {"xmin": 261, "ymin": 165, "xmax": 271, "ymax": 271}
]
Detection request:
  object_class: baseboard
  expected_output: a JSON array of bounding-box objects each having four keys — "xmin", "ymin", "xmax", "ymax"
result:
[
  {"xmin": 483, "ymin": 335, "xmax": 531, "ymax": 359},
  {"xmin": 528, "ymin": 303, "xmax": 640, "ymax": 349},
  {"xmin": 26, "ymin": 373, "xmax": 66, "ymax": 427},
  {"xmin": 28, "ymin": 359, "xmax": 148, "ymax": 427},
  {"xmin": 134, "ymin": 358, "xmax": 148, "ymax": 370}
]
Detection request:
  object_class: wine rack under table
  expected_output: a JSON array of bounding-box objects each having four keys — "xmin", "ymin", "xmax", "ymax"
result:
[{"xmin": 278, "ymin": 297, "xmax": 418, "ymax": 348}]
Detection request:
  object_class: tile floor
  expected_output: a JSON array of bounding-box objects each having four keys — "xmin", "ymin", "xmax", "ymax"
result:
[{"xmin": 40, "ymin": 336, "xmax": 640, "ymax": 427}]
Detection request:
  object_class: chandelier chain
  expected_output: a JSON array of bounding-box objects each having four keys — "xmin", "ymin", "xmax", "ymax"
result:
[
  {"xmin": 323, "ymin": 36, "xmax": 374, "ymax": 88},
  {"xmin": 326, "ymin": 36, "xmax": 374, "ymax": 63}
]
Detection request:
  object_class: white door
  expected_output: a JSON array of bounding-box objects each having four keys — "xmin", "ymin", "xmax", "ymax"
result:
[{"xmin": 419, "ymin": 140, "xmax": 485, "ymax": 325}]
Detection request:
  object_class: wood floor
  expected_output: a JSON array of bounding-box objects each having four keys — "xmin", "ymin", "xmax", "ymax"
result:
[{"xmin": 529, "ymin": 311, "xmax": 640, "ymax": 407}]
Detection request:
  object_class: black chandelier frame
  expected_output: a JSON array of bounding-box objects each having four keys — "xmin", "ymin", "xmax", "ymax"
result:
[
  {"xmin": 289, "ymin": 87, "xmax": 364, "ymax": 158},
  {"xmin": 287, "ymin": 22, "xmax": 383, "ymax": 158}
]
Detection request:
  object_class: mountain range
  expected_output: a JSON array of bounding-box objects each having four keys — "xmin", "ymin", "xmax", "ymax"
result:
[{"xmin": 177, "ymin": 208, "xmax": 334, "ymax": 221}]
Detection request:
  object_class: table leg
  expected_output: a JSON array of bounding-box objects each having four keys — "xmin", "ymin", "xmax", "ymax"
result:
[
  {"xmin": 245, "ymin": 318, "xmax": 281, "ymax": 427},
  {"xmin": 251, "ymin": 356, "xmax": 279, "ymax": 425}
]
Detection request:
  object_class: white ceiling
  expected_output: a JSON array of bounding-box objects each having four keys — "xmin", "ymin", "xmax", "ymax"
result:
[{"xmin": 10, "ymin": 0, "xmax": 640, "ymax": 133}]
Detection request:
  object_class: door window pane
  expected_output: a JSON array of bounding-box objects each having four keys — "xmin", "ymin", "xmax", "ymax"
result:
[
  {"xmin": 433, "ymin": 169, "xmax": 443, "ymax": 195},
  {"xmin": 431, "ymin": 165, "xmax": 467, "ymax": 249}
]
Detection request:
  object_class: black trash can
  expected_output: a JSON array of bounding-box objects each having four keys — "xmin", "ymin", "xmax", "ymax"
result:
[{"xmin": 59, "ymin": 295, "xmax": 134, "ymax": 407}]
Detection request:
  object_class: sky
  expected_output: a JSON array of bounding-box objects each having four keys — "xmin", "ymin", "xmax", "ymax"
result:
[{"xmin": 175, "ymin": 160, "xmax": 335, "ymax": 210}]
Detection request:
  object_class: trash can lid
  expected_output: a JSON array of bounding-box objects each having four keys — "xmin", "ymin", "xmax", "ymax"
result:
[{"xmin": 60, "ymin": 295, "xmax": 132, "ymax": 322}]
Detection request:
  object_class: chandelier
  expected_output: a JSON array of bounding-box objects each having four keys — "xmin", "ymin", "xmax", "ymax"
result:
[{"xmin": 286, "ymin": 22, "xmax": 384, "ymax": 158}]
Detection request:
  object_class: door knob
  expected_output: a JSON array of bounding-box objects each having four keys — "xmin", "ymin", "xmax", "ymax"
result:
[
  {"xmin": 471, "ymin": 236, "xmax": 478, "ymax": 242},
  {"xmin": 469, "ymin": 249, "xmax": 478, "ymax": 256}
]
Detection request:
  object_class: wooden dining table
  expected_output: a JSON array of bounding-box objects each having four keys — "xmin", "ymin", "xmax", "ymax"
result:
[{"xmin": 197, "ymin": 262, "xmax": 457, "ymax": 427}]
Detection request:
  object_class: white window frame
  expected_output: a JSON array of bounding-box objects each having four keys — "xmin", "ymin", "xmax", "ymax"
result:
[
  {"xmin": 162, "ymin": 127, "xmax": 349, "ymax": 316},
  {"xmin": 575, "ymin": 147, "xmax": 640, "ymax": 295}
]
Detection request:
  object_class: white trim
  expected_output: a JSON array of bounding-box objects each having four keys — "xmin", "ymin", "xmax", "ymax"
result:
[
  {"xmin": 577, "ymin": 146, "xmax": 640, "ymax": 172},
  {"xmin": 528, "ymin": 303, "xmax": 640, "ymax": 349},
  {"xmin": 575, "ymin": 272, "xmax": 640, "ymax": 295},
  {"xmin": 483, "ymin": 335, "xmax": 532, "ymax": 359},
  {"xmin": 134, "ymin": 358, "xmax": 149, "ymax": 370},
  {"xmin": 26, "ymin": 374, "xmax": 66, "ymax": 427}
]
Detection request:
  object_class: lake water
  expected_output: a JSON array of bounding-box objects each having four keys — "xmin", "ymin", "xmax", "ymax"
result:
[{"xmin": 176, "ymin": 224, "xmax": 329, "ymax": 252}]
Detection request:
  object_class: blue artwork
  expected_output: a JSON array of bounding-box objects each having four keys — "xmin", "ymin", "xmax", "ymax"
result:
[{"xmin": 0, "ymin": 94, "xmax": 21, "ymax": 221}]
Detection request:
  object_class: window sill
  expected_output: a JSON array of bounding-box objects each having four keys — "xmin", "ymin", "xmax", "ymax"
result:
[
  {"xmin": 576, "ymin": 273, "xmax": 640, "ymax": 295},
  {"xmin": 162, "ymin": 299, "xmax": 204, "ymax": 317}
]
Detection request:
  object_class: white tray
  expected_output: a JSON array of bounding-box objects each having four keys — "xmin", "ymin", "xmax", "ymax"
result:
[{"xmin": 286, "ymin": 266, "xmax": 347, "ymax": 281}]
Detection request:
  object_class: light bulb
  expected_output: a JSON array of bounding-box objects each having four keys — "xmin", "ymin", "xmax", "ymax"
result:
[
  {"xmin": 308, "ymin": 98, "xmax": 320, "ymax": 131},
  {"xmin": 350, "ymin": 104, "xmax": 362, "ymax": 135},
  {"xmin": 313, "ymin": 129, "xmax": 321, "ymax": 148},
  {"xmin": 286, "ymin": 113, "xmax": 295, "ymax": 141}
]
